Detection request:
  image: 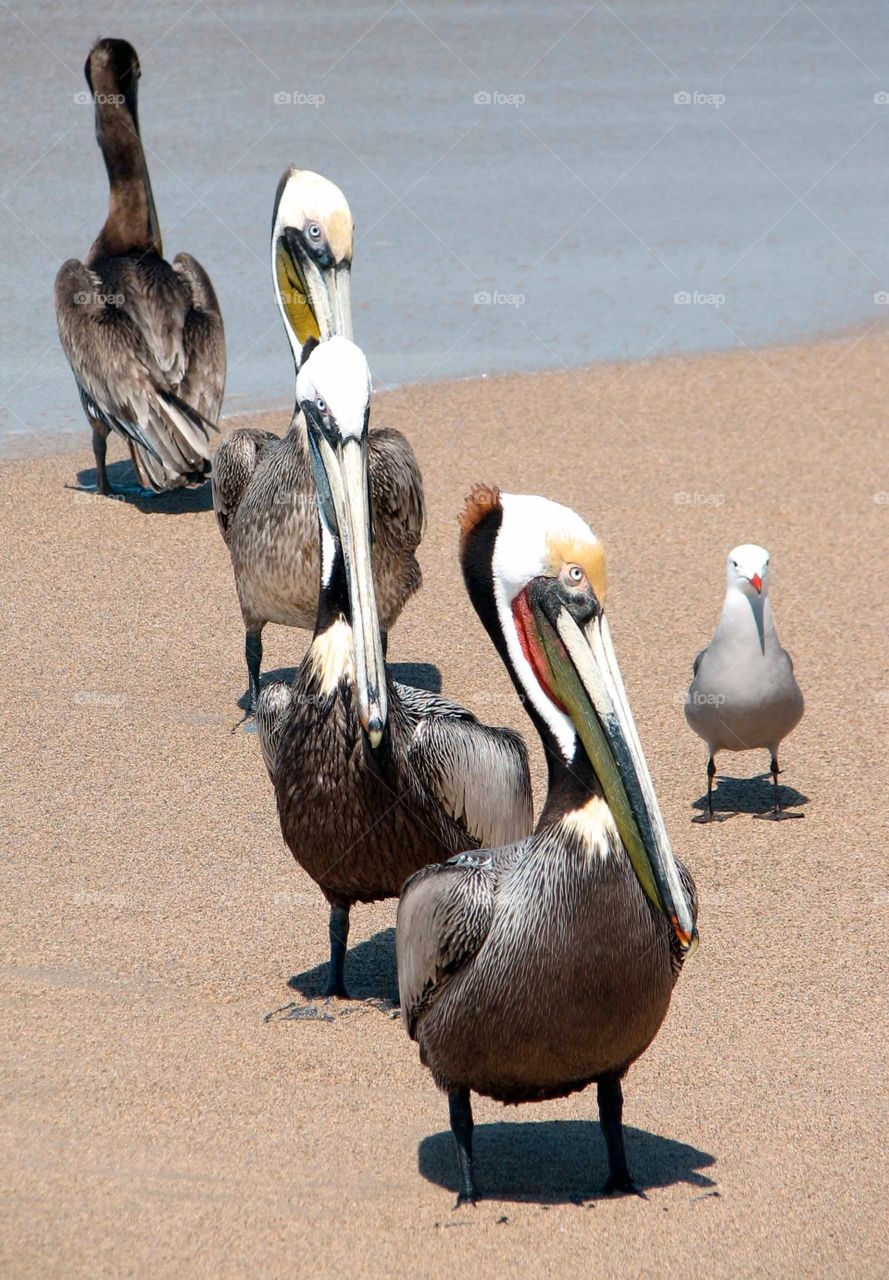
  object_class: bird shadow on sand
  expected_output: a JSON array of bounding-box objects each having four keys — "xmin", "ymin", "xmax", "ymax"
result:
[
  {"xmin": 692, "ymin": 771, "xmax": 808, "ymax": 820},
  {"xmin": 70, "ymin": 459, "xmax": 213, "ymax": 514},
  {"xmin": 419, "ymin": 1120, "xmax": 716, "ymax": 1205},
  {"xmin": 287, "ymin": 927, "xmax": 399, "ymax": 1005}
]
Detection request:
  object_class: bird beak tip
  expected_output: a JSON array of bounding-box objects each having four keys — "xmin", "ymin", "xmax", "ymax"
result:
[
  {"xmin": 367, "ymin": 718, "xmax": 384, "ymax": 750},
  {"xmin": 750, "ymin": 574, "xmax": 762, "ymax": 593}
]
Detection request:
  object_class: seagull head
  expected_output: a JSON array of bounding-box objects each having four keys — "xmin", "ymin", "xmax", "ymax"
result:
[{"xmin": 726, "ymin": 544, "xmax": 770, "ymax": 597}]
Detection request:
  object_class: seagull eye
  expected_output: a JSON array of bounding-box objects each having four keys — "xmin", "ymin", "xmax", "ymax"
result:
[
  {"xmin": 731, "ymin": 560, "xmax": 738, "ymax": 569},
  {"xmin": 307, "ymin": 222, "xmax": 322, "ymax": 240},
  {"xmin": 567, "ymin": 565, "xmax": 584, "ymax": 583}
]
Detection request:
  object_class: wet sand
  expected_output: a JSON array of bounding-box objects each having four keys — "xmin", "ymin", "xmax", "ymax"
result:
[{"xmin": 1, "ymin": 334, "xmax": 886, "ymax": 1277}]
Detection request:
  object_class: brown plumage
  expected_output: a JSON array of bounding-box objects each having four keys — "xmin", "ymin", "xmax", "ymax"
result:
[
  {"xmin": 255, "ymin": 338, "xmax": 531, "ymax": 999},
  {"xmin": 55, "ymin": 39, "xmax": 224, "ymax": 494},
  {"xmin": 397, "ymin": 489, "xmax": 698, "ymax": 1203},
  {"xmin": 212, "ymin": 168, "xmax": 423, "ymax": 710}
]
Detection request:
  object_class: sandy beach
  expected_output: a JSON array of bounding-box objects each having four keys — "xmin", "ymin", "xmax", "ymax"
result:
[{"xmin": 1, "ymin": 333, "xmax": 886, "ymax": 1277}]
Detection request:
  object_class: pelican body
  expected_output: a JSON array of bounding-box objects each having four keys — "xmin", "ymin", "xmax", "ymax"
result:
[
  {"xmin": 397, "ymin": 487, "xmax": 698, "ymax": 1203},
  {"xmin": 686, "ymin": 544, "xmax": 804, "ymax": 821},
  {"xmin": 213, "ymin": 169, "xmax": 424, "ymax": 710},
  {"xmin": 256, "ymin": 341, "xmax": 531, "ymax": 998},
  {"xmin": 55, "ymin": 39, "xmax": 225, "ymax": 494}
]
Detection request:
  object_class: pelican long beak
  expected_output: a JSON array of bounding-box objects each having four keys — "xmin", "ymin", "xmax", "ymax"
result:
[
  {"xmin": 532, "ymin": 591, "xmax": 697, "ymax": 953},
  {"xmin": 275, "ymin": 233, "xmax": 353, "ymax": 359},
  {"xmin": 307, "ymin": 423, "xmax": 387, "ymax": 747}
]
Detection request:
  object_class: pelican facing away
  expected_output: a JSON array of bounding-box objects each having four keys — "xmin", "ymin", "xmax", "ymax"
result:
[
  {"xmin": 686, "ymin": 544, "xmax": 804, "ymax": 821},
  {"xmin": 55, "ymin": 38, "xmax": 225, "ymax": 494},
  {"xmin": 213, "ymin": 168, "xmax": 424, "ymax": 711},
  {"xmin": 256, "ymin": 339, "xmax": 532, "ymax": 998},
  {"xmin": 396, "ymin": 487, "xmax": 698, "ymax": 1203}
]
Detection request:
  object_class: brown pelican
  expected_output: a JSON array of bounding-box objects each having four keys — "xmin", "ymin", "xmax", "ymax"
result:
[
  {"xmin": 213, "ymin": 168, "xmax": 424, "ymax": 711},
  {"xmin": 55, "ymin": 38, "xmax": 225, "ymax": 494},
  {"xmin": 686, "ymin": 544, "xmax": 804, "ymax": 821},
  {"xmin": 396, "ymin": 486, "xmax": 698, "ymax": 1203},
  {"xmin": 256, "ymin": 339, "xmax": 532, "ymax": 998}
]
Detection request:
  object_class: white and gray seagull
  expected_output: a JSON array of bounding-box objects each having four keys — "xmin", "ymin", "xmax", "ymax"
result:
[{"xmin": 685, "ymin": 544, "xmax": 804, "ymax": 822}]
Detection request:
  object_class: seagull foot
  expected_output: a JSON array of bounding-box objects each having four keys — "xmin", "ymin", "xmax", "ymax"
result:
[
  {"xmin": 753, "ymin": 810, "xmax": 804, "ymax": 821},
  {"xmin": 454, "ymin": 1192, "xmax": 479, "ymax": 1208},
  {"xmin": 692, "ymin": 812, "xmax": 730, "ymax": 824}
]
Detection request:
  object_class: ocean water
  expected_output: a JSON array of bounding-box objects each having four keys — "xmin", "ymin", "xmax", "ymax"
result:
[{"xmin": 2, "ymin": 0, "xmax": 888, "ymax": 447}]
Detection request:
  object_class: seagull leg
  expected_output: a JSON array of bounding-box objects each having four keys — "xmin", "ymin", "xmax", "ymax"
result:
[
  {"xmin": 449, "ymin": 1087, "xmax": 478, "ymax": 1206},
  {"xmin": 245, "ymin": 631, "xmax": 263, "ymax": 713},
  {"xmin": 692, "ymin": 755, "xmax": 728, "ymax": 823},
  {"xmin": 753, "ymin": 754, "xmax": 803, "ymax": 820},
  {"xmin": 325, "ymin": 903, "xmax": 350, "ymax": 998},
  {"xmin": 598, "ymin": 1077, "xmax": 644, "ymax": 1197}
]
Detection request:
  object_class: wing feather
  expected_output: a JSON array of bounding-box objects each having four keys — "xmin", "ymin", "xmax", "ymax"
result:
[
  {"xmin": 401, "ymin": 685, "xmax": 533, "ymax": 847},
  {"xmin": 211, "ymin": 427, "xmax": 280, "ymax": 542},
  {"xmin": 172, "ymin": 253, "xmax": 226, "ymax": 422},
  {"xmin": 396, "ymin": 855, "xmax": 495, "ymax": 1039},
  {"xmin": 255, "ymin": 680, "xmax": 294, "ymax": 778},
  {"xmin": 369, "ymin": 426, "xmax": 425, "ymax": 553},
  {"xmin": 55, "ymin": 258, "xmax": 216, "ymax": 490}
]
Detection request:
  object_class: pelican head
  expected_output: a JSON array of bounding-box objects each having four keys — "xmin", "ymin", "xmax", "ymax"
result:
[
  {"xmin": 459, "ymin": 485, "xmax": 697, "ymax": 953},
  {"xmin": 726, "ymin": 543, "xmax": 770, "ymax": 598},
  {"xmin": 272, "ymin": 168, "xmax": 354, "ymax": 372},
  {"xmin": 85, "ymin": 38, "xmax": 140, "ymax": 116},
  {"xmin": 296, "ymin": 337, "xmax": 386, "ymax": 748}
]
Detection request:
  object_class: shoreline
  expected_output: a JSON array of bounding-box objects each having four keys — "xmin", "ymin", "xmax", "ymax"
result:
[{"xmin": 5, "ymin": 317, "xmax": 885, "ymax": 465}]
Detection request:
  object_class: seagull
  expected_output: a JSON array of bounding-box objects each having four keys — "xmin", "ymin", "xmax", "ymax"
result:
[{"xmin": 685, "ymin": 544, "xmax": 804, "ymax": 822}]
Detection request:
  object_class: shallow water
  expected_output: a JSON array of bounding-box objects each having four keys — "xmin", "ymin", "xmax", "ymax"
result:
[{"xmin": 1, "ymin": 0, "xmax": 888, "ymax": 446}]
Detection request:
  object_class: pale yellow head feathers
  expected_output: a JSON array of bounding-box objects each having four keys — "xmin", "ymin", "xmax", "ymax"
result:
[{"xmin": 545, "ymin": 532, "xmax": 607, "ymax": 604}]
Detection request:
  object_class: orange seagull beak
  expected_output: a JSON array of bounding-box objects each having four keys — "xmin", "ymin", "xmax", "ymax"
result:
[{"xmin": 750, "ymin": 574, "xmax": 762, "ymax": 594}]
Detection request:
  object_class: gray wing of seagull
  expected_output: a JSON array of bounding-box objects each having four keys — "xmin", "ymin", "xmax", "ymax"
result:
[
  {"xmin": 396, "ymin": 682, "xmax": 533, "ymax": 847},
  {"xmin": 685, "ymin": 625, "xmax": 803, "ymax": 754}
]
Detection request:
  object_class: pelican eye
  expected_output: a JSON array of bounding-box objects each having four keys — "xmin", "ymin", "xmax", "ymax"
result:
[
  {"xmin": 567, "ymin": 564, "xmax": 584, "ymax": 583},
  {"xmin": 316, "ymin": 397, "xmax": 326, "ymax": 413},
  {"xmin": 307, "ymin": 222, "xmax": 322, "ymax": 240}
]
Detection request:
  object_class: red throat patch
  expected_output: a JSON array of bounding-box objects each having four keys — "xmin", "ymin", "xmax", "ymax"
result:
[{"xmin": 512, "ymin": 589, "xmax": 568, "ymax": 714}]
